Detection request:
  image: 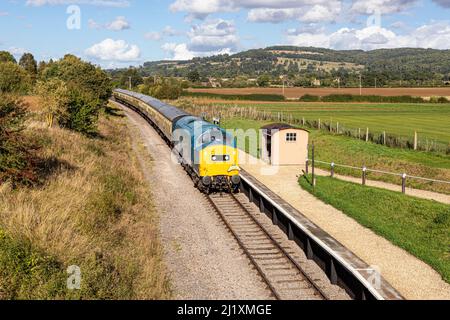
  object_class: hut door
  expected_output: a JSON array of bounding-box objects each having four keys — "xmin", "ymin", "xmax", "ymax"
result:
[{"xmin": 266, "ymin": 134, "xmax": 272, "ymax": 163}]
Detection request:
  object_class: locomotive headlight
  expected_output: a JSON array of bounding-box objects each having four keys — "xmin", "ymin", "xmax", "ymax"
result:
[
  {"xmin": 212, "ymin": 155, "xmax": 217, "ymax": 161},
  {"xmin": 224, "ymin": 155, "xmax": 230, "ymax": 161}
]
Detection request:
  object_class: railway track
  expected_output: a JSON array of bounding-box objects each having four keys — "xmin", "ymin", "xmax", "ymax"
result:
[{"xmin": 207, "ymin": 192, "xmax": 329, "ymax": 300}]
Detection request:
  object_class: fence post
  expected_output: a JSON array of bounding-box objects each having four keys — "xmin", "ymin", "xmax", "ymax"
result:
[
  {"xmin": 414, "ymin": 131, "xmax": 418, "ymax": 151},
  {"xmin": 302, "ymin": 117, "xmax": 305, "ymax": 126},
  {"xmin": 312, "ymin": 143, "xmax": 315, "ymax": 187},
  {"xmin": 362, "ymin": 166, "xmax": 367, "ymax": 185},
  {"xmin": 318, "ymin": 119, "xmax": 321, "ymax": 130},
  {"xmin": 331, "ymin": 162, "xmax": 335, "ymax": 178},
  {"xmin": 305, "ymin": 158, "xmax": 309, "ymax": 174},
  {"xmin": 366, "ymin": 127, "xmax": 369, "ymax": 142},
  {"xmin": 358, "ymin": 128, "xmax": 361, "ymax": 140},
  {"xmin": 383, "ymin": 131, "xmax": 386, "ymax": 145},
  {"xmin": 402, "ymin": 173, "xmax": 407, "ymax": 194},
  {"xmin": 336, "ymin": 122, "xmax": 339, "ymax": 134}
]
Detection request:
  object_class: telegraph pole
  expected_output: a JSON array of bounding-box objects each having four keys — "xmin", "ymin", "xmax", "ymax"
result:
[
  {"xmin": 359, "ymin": 74, "xmax": 362, "ymax": 96},
  {"xmin": 129, "ymin": 76, "xmax": 132, "ymax": 90}
]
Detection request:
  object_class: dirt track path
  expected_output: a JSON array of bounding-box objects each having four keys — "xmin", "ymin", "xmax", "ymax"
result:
[
  {"xmin": 313, "ymin": 168, "xmax": 450, "ymax": 205},
  {"xmin": 123, "ymin": 106, "xmax": 272, "ymax": 300}
]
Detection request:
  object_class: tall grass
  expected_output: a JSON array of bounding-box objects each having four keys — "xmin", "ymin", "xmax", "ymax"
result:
[{"xmin": 0, "ymin": 109, "xmax": 170, "ymax": 299}]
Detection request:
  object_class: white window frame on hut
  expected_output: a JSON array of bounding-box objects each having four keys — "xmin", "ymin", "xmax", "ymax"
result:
[{"xmin": 261, "ymin": 123, "xmax": 309, "ymax": 166}]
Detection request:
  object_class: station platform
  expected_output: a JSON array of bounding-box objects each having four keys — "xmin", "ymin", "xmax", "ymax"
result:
[{"xmin": 238, "ymin": 150, "xmax": 450, "ymax": 300}]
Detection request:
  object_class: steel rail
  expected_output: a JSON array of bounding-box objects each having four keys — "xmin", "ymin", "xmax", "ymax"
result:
[{"xmin": 206, "ymin": 193, "xmax": 328, "ymax": 300}]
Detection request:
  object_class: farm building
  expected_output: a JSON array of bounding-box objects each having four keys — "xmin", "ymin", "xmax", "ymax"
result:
[{"xmin": 261, "ymin": 123, "xmax": 309, "ymax": 166}]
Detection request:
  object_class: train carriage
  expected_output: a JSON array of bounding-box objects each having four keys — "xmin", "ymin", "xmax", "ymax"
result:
[{"xmin": 112, "ymin": 89, "xmax": 240, "ymax": 193}]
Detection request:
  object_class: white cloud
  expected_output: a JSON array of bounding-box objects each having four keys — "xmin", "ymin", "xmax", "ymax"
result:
[
  {"xmin": 285, "ymin": 21, "xmax": 450, "ymax": 50},
  {"xmin": 26, "ymin": 0, "xmax": 129, "ymax": 7},
  {"xmin": 0, "ymin": 12, "xmax": 9, "ymax": 16},
  {"xmin": 161, "ymin": 19, "xmax": 239, "ymax": 60},
  {"xmin": 188, "ymin": 19, "xmax": 238, "ymax": 52},
  {"xmin": 106, "ymin": 16, "xmax": 130, "ymax": 31},
  {"xmin": 88, "ymin": 16, "xmax": 130, "ymax": 31},
  {"xmin": 85, "ymin": 38, "xmax": 140, "ymax": 61},
  {"xmin": 169, "ymin": 0, "xmax": 236, "ymax": 19},
  {"xmin": 350, "ymin": 0, "xmax": 418, "ymax": 15},
  {"xmin": 170, "ymin": 0, "xmax": 344, "ymax": 23},
  {"xmin": 247, "ymin": 2, "xmax": 342, "ymax": 23},
  {"xmin": 161, "ymin": 43, "xmax": 195, "ymax": 60},
  {"xmin": 145, "ymin": 26, "xmax": 181, "ymax": 41}
]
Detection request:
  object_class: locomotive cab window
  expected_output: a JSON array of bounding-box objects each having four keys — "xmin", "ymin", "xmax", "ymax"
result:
[{"xmin": 286, "ymin": 133, "xmax": 297, "ymax": 142}]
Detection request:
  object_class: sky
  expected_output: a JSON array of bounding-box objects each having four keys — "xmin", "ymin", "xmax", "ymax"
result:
[{"xmin": 1, "ymin": 0, "xmax": 450, "ymax": 68}]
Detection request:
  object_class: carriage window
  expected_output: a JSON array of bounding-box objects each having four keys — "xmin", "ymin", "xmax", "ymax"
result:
[{"xmin": 286, "ymin": 133, "xmax": 297, "ymax": 142}]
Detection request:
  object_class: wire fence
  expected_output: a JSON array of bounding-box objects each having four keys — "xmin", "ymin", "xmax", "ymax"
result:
[
  {"xmin": 306, "ymin": 158, "xmax": 450, "ymax": 194},
  {"xmin": 175, "ymin": 99, "xmax": 450, "ymax": 154}
]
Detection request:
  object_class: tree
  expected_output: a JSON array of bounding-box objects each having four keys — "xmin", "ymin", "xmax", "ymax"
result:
[
  {"xmin": 35, "ymin": 79, "xmax": 70, "ymax": 128},
  {"xmin": 0, "ymin": 51, "xmax": 16, "ymax": 63},
  {"xmin": 0, "ymin": 62, "xmax": 31, "ymax": 94},
  {"xmin": 19, "ymin": 53, "xmax": 38, "ymax": 81},
  {"xmin": 187, "ymin": 70, "xmax": 200, "ymax": 83},
  {"xmin": 38, "ymin": 55, "xmax": 112, "ymax": 135},
  {"xmin": 257, "ymin": 74, "xmax": 271, "ymax": 87},
  {"xmin": 149, "ymin": 79, "xmax": 182, "ymax": 100},
  {"xmin": 0, "ymin": 94, "xmax": 37, "ymax": 185},
  {"xmin": 41, "ymin": 54, "xmax": 112, "ymax": 103},
  {"xmin": 119, "ymin": 67, "xmax": 143, "ymax": 89}
]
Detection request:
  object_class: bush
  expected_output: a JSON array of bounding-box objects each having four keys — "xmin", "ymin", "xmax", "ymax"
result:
[
  {"xmin": 320, "ymin": 94, "xmax": 425, "ymax": 103},
  {"xmin": 39, "ymin": 55, "xmax": 112, "ymax": 135},
  {"xmin": 0, "ymin": 229, "xmax": 65, "ymax": 299},
  {"xmin": 0, "ymin": 95, "xmax": 38, "ymax": 185},
  {"xmin": 296, "ymin": 94, "xmax": 433, "ymax": 103},
  {"xmin": 0, "ymin": 62, "xmax": 31, "ymax": 94},
  {"xmin": 299, "ymin": 94, "xmax": 320, "ymax": 102}
]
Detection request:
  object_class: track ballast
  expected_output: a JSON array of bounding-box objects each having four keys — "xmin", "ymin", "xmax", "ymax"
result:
[{"xmin": 207, "ymin": 192, "xmax": 329, "ymax": 300}]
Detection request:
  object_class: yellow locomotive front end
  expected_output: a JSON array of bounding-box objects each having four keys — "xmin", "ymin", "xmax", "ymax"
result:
[{"xmin": 198, "ymin": 144, "xmax": 240, "ymax": 192}]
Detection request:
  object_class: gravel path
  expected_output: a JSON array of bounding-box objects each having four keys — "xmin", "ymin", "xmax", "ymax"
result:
[
  {"xmin": 313, "ymin": 168, "xmax": 450, "ymax": 205},
  {"xmin": 239, "ymin": 151, "xmax": 450, "ymax": 300},
  {"xmin": 122, "ymin": 107, "xmax": 272, "ymax": 300}
]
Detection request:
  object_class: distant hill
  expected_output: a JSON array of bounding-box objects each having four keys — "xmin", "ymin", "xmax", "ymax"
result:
[{"xmin": 112, "ymin": 46, "xmax": 450, "ymax": 87}]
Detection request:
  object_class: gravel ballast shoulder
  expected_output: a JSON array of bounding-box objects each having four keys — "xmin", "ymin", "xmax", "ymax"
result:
[{"xmin": 123, "ymin": 107, "xmax": 273, "ymax": 300}]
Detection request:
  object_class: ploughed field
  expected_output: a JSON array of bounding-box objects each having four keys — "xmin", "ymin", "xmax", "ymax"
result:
[{"xmin": 188, "ymin": 87, "xmax": 450, "ymax": 99}]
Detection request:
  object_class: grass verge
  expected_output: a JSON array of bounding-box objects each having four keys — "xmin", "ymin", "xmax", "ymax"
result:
[
  {"xmin": 299, "ymin": 175, "xmax": 450, "ymax": 284},
  {"xmin": 0, "ymin": 107, "xmax": 171, "ymax": 299}
]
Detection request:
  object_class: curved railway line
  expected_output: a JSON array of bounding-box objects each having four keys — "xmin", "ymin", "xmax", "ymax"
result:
[
  {"xmin": 112, "ymin": 94, "xmax": 404, "ymax": 301},
  {"xmin": 207, "ymin": 192, "xmax": 329, "ymax": 300}
]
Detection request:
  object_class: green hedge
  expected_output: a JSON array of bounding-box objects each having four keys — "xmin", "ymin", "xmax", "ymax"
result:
[
  {"xmin": 182, "ymin": 91, "xmax": 285, "ymax": 101},
  {"xmin": 299, "ymin": 94, "xmax": 449, "ymax": 103}
]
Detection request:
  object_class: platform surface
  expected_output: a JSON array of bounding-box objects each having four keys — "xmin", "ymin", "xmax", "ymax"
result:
[{"xmin": 239, "ymin": 150, "xmax": 450, "ymax": 300}]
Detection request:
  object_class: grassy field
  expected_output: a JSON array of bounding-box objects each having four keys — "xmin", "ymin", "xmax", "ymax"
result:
[
  {"xmin": 299, "ymin": 175, "xmax": 450, "ymax": 284},
  {"xmin": 0, "ymin": 105, "xmax": 170, "ymax": 299},
  {"xmin": 218, "ymin": 118, "xmax": 450, "ymax": 194},
  {"xmin": 188, "ymin": 100, "xmax": 450, "ymax": 144}
]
